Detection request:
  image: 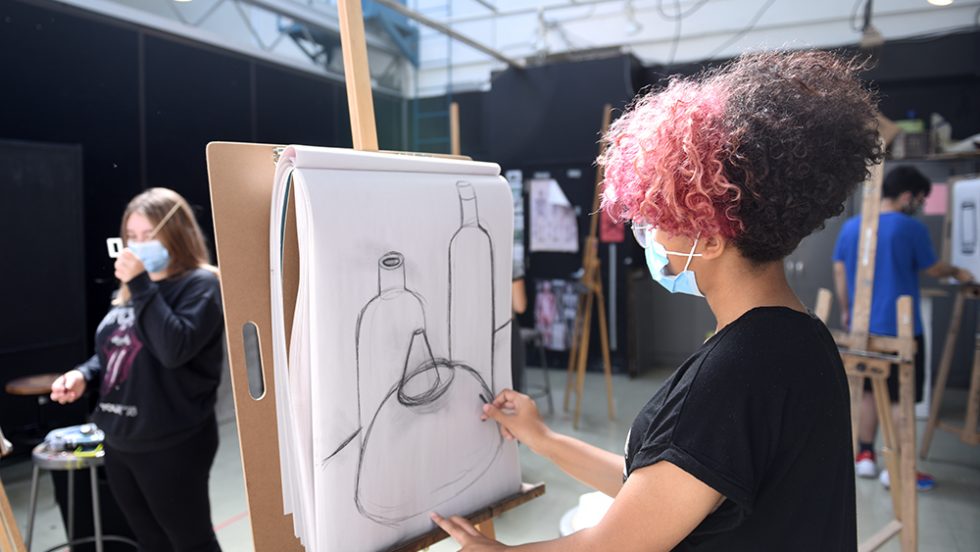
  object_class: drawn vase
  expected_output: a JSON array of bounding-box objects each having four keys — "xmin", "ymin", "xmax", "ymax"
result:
[
  {"xmin": 448, "ymin": 182, "xmax": 496, "ymax": 389},
  {"xmin": 355, "ymin": 329, "xmax": 502, "ymax": 525},
  {"xmin": 355, "ymin": 252, "xmax": 426, "ymax": 433}
]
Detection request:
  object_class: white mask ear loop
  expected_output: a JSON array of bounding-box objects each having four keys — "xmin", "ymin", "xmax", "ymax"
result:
[{"xmin": 681, "ymin": 234, "xmax": 702, "ymax": 272}]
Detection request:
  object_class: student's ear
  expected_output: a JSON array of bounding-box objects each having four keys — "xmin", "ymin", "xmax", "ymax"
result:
[{"xmin": 699, "ymin": 234, "xmax": 727, "ymax": 260}]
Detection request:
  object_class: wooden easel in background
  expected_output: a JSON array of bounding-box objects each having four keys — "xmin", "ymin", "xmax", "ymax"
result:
[
  {"xmin": 0, "ymin": 428, "xmax": 26, "ymax": 552},
  {"xmin": 206, "ymin": 1, "xmax": 543, "ymax": 550},
  {"xmin": 816, "ymin": 156, "xmax": 919, "ymax": 551},
  {"xmin": 920, "ymin": 283, "xmax": 980, "ymax": 456},
  {"xmin": 564, "ymin": 105, "xmax": 616, "ymax": 430},
  {"xmin": 919, "ymin": 174, "xmax": 980, "ymax": 457}
]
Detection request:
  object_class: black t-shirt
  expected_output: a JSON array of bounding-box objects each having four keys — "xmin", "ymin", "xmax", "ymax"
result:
[
  {"xmin": 76, "ymin": 269, "xmax": 224, "ymax": 451},
  {"xmin": 625, "ymin": 307, "xmax": 856, "ymax": 551}
]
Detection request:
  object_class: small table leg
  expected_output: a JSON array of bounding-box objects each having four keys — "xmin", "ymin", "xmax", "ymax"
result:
[
  {"xmin": 25, "ymin": 465, "xmax": 40, "ymax": 551},
  {"xmin": 67, "ymin": 469, "xmax": 74, "ymax": 544},
  {"xmin": 90, "ymin": 465, "xmax": 103, "ymax": 552}
]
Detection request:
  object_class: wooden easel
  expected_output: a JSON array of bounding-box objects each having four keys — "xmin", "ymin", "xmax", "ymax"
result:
[
  {"xmin": 206, "ymin": 2, "xmax": 542, "ymax": 550},
  {"xmin": 817, "ymin": 156, "xmax": 918, "ymax": 552},
  {"xmin": 563, "ymin": 105, "xmax": 616, "ymax": 430},
  {"xmin": 920, "ymin": 283, "xmax": 980, "ymax": 456},
  {"xmin": 0, "ymin": 428, "xmax": 27, "ymax": 552},
  {"xmin": 920, "ymin": 174, "xmax": 980, "ymax": 457}
]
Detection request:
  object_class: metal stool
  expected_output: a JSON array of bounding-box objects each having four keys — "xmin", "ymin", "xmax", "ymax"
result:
[
  {"xmin": 4, "ymin": 374, "xmax": 62, "ymax": 441},
  {"xmin": 520, "ymin": 328, "xmax": 554, "ymax": 415},
  {"xmin": 25, "ymin": 442, "xmax": 137, "ymax": 552}
]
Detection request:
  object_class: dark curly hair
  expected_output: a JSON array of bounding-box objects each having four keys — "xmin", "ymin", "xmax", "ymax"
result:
[
  {"xmin": 882, "ymin": 165, "xmax": 931, "ymax": 199},
  {"xmin": 600, "ymin": 50, "xmax": 884, "ymax": 263}
]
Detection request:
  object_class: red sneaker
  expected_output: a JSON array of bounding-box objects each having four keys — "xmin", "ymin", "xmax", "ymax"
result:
[{"xmin": 855, "ymin": 450, "xmax": 877, "ymax": 478}]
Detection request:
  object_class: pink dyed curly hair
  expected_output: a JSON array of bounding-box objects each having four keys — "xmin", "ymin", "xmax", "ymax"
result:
[{"xmin": 599, "ymin": 76, "xmax": 742, "ymax": 239}]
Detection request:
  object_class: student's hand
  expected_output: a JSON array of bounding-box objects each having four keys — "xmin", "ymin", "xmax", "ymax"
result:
[
  {"xmin": 954, "ymin": 268, "xmax": 974, "ymax": 284},
  {"xmin": 430, "ymin": 513, "xmax": 508, "ymax": 551},
  {"xmin": 480, "ymin": 389, "xmax": 550, "ymax": 452},
  {"xmin": 114, "ymin": 249, "xmax": 146, "ymax": 283},
  {"xmin": 50, "ymin": 370, "xmax": 86, "ymax": 404}
]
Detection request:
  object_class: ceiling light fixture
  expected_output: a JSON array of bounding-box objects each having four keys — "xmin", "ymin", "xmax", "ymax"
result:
[
  {"xmin": 927, "ymin": 0, "xmax": 954, "ymax": 6},
  {"xmin": 859, "ymin": 0, "xmax": 885, "ymax": 49}
]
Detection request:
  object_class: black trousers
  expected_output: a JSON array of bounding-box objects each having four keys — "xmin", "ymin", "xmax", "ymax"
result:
[
  {"xmin": 862, "ymin": 334, "xmax": 926, "ymax": 403},
  {"xmin": 103, "ymin": 419, "xmax": 222, "ymax": 552}
]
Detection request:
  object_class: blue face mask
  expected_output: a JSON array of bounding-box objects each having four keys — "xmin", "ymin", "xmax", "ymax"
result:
[
  {"xmin": 128, "ymin": 240, "xmax": 171, "ymax": 273},
  {"xmin": 642, "ymin": 229, "xmax": 704, "ymax": 297}
]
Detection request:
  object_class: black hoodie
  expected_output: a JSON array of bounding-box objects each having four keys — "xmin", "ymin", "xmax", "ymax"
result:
[{"xmin": 76, "ymin": 268, "xmax": 224, "ymax": 452}]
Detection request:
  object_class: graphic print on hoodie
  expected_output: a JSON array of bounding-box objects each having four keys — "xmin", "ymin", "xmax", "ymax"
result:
[{"xmin": 99, "ymin": 306, "xmax": 143, "ymax": 395}]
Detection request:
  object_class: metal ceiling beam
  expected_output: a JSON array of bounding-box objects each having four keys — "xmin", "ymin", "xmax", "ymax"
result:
[
  {"xmin": 374, "ymin": 0, "xmax": 525, "ymax": 68},
  {"xmin": 239, "ymin": 0, "xmax": 399, "ymax": 55},
  {"xmin": 448, "ymin": 0, "xmax": 634, "ymax": 25},
  {"xmin": 472, "ymin": 0, "xmax": 499, "ymax": 12}
]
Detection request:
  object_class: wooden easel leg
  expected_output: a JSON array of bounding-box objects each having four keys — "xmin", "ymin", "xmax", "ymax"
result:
[
  {"xmin": 962, "ymin": 334, "xmax": 980, "ymax": 444},
  {"xmin": 895, "ymin": 296, "xmax": 917, "ymax": 551},
  {"xmin": 848, "ymin": 372, "xmax": 865, "ymax": 454},
  {"xmin": 898, "ymin": 361, "xmax": 918, "ymax": 551},
  {"xmin": 475, "ymin": 519, "xmax": 496, "ymax": 540},
  {"xmin": 815, "ymin": 288, "xmax": 832, "ymax": 324},
  {"xmin": 564, "ymin": 293, "xmax": 586, "ymax": 412},
  {"xmin": 0, "ymin": 480, "xmax": 26, "ymax": 552},
  {"xmin": 594, "ymin": 270, "xmax": 615, "ymax": 421},
  {"xmin": 872, "ymin": 375, "xmax": 901, "ymax": 517},
  {"xmin": 574, "ymin": 289, "xmax": 595, "ymax": 429},
  {"xmin": 921, "ymin": 289, "xmax": 964, "ymax": 459}
]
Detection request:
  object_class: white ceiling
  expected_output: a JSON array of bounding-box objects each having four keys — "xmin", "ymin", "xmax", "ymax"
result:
[{"xmin": 56, "ymin": 0, "xmax": 980, "ymax": 97}]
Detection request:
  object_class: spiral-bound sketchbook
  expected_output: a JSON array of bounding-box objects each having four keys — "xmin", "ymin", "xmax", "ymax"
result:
[{"xmin": 268, "ymin": 145, "xmax": 522, "ymax": 551}]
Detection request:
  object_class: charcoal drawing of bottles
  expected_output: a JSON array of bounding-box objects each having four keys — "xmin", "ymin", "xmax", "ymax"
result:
[
  {"xmin": 449, "ymin": 181, "xmax": 496, "ymax": 390},
  {"xmin": 354, "ymin": 250, "xmax": 502, "ymax": 526}
]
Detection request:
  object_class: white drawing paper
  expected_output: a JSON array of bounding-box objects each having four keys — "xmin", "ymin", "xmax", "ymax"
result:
[
  {"xmin": 269, "ymin": 145, "xmax": 522, "ymax": 551},
  {"xmin": 951, "ymin": 178, "xmax": 980, "ymax": 278},
  {"xmin": 529, "ymin": 178, "xmax": 579, "ymax": 253}
]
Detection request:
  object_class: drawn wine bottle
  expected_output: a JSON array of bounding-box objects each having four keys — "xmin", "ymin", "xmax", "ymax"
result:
[
  {"xmin": 448, "ymin": 182, "xmax": 496, "ymax": 389},
  {"xmin": 355, "ymin": 252, "xmax": 426, "ymax": 435},
  {"xmin": 356, "ymin": 329, "xmax": 502, "ymax": 526}
]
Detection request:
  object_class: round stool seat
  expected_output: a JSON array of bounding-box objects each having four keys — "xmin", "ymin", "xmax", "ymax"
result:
[
  {"xmin": 5, "ymin": 373, "xmax": 61, "ymax": 396},
  {"xmin": 32, "ymin": 441, "xmax": 104, "ymax": 471}
]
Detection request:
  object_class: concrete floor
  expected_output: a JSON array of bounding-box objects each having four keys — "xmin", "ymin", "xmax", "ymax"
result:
[{"xmin": 3, "ymin": 367, "xmax": 978, "ymax": 551}]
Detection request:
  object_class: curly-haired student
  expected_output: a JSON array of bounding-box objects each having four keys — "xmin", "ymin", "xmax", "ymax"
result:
[{"xmin": 432, "ymin": 50, "xmax": 881, "ymax": 551}]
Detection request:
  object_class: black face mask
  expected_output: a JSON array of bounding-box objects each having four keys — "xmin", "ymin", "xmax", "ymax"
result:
[{"xmin": 901, "ymin": 197, "xmax": 924, "ymax": 216}]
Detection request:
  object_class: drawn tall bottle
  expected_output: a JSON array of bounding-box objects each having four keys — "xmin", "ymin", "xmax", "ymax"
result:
[
  {"xmin": 449, "ymin": 182, "xmax": 495, "ymax": 389},
  {"xmin": 355, "ymin": 252, "xmax": 426, "ymax": 434}
]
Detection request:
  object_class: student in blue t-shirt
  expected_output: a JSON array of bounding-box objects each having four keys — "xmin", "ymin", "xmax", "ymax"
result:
[{"xmin": 832, "ymin": 165, "xmax": 973, "ymax": 492}]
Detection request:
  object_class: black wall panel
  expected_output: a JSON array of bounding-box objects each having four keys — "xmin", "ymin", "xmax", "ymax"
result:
[
  {"xmin": 486, "ymin": 55, "xmax": 638, "ymax": 168},
  {"xmin": 255, "ymin": 64, "xmax": 342, "ymax": 147},
  {"xmin": 144, "ymin": 35, "xmax": 253, "ymax": 252},
  {"xmin": 0, "ymin": 0, "xmax": 141, "ymax": 341}
]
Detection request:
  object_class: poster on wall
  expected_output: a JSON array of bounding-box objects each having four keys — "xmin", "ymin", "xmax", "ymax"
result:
[
  {"xmin": 529, "ymin": 178, "xmax": 579, "ymax": 253},
  {"xmin": 534, "ymin": 278, "xmax": 581, "ymax": 351},
  {"xmin": 269, "ymin": 146, "xmax": 522, "ymax": 551},
  {"xmin": 506, "ymin": 169, "xmax": 526, "ymax": 276}
]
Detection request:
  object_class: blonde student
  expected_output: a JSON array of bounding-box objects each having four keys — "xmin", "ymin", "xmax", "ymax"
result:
[{"xmin": 52, "ymin": 188, "xmax": 224, "ymax": 552}]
